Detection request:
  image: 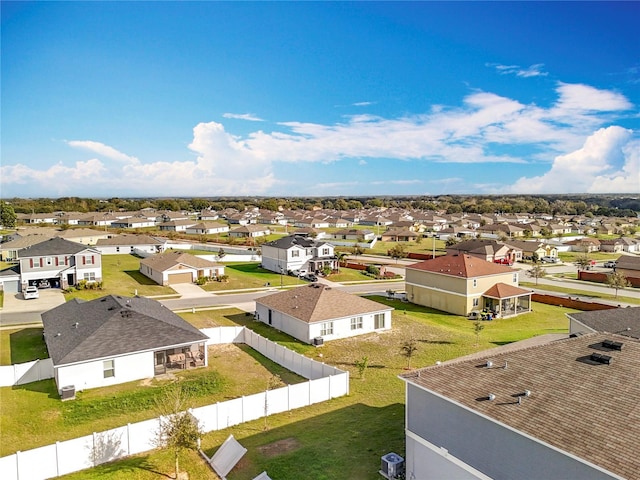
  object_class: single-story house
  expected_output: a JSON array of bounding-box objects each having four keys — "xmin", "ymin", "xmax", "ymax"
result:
[
  {"xmin": 42, "ymin": 295, "xmax": 209, "ymax": 394},
  {"xmin": 139, "ymin": 251, "xmax": 225, "ymax": 285},
  {"xmin": 255, "ymin": 283, "xmax": 393, "ymax": 344},
  {"xmin": 184, "ymin": 222, "xmax": 230, "ymax": 235},
  {"xmin": 567, "ymin": 307, "xmax": 640, "ymax": 339},
  {"xmin": 228, "ymin": 225, "xmax": 271, "ymax": 238},
  {"xmin": 94, "ymin": 234, "xmax": 166, "ymax": 255},
  {"xmin": 399, "ymin": 332, "xmax": 639, "ymax": 480},
  {"xmin": 405, "ymin": 254, "xmax": 531, "ymax": 317}
]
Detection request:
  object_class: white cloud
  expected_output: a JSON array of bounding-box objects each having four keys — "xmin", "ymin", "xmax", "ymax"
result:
[
  {"xmin": 352, "ymin": 101, "xmax": 374, "ymax": 107},
  {"xmin": 505, "ymin": 126, "xmax": 638, "ymax": 194},
  {"xmin": 489, "ymin": 63, "xmax": 548, "ymax": 77},
  {"xmin": 222, "ymin": 113, "xmax": 264, "ymax": 121},
  {"xmin": 2, "ymin": 81, "xmax": 636, "ymax": 197},
  {"xmin": 67, "ymin": 140, "xmax": 139, "ymax": 164}
]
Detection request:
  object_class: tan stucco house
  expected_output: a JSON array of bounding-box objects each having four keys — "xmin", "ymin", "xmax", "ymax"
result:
[{"xmin": 405, "ymin": 254, "xmax": 531, "ymax": 317}]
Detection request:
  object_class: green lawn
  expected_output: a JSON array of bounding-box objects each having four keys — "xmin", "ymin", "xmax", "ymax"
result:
[
  {"xmin": 39, "ymin": 299, "xmax": 573, "ymax": 479},
  {"xmin": 63, "ymin": 254, "xmax": 176, "ymax": 301},
  {"xmin": 0, "ymin": 327, "xmax": 48, "ymax": 365},
  {"xmin": 201, "ymin": 262, "xmax": 306, "ymax": 291}
]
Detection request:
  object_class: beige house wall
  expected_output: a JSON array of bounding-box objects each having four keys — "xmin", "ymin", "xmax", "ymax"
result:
[{"xmin": 406, "ymin": 268, "xmax": 519, "ymax": 316}]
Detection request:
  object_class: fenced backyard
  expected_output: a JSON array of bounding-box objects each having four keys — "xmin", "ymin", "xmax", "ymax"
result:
[{"xmin": 0, "ymin": 327, "xmax": 349, "ymax": 480}]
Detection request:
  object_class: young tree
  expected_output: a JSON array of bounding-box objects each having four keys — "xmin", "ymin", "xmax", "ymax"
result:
[
  {"xmin": 388, "ymin": 244, "xmax": 407, "ymax": 263},
  {"xmin": 575, "ymin": 254, "xmax": 592, "ymax": 271},
  {"xmin": 473, "ymin": 320, "xmax": 485, "ymax": 347},
  {"xmin": 527, "ymin": 265, "xmax": 547, "ymax": 286},
  {"xmin": 400, "ymin": 338, "xmax": 418, "ymax": 370},
  {"xmin": 606, "ymin": 271, "xmax": 631, "ymax": 298},
  {"xmin": 354, "ymin": 355, "xmax": 369, "ymax": 380},
  {"xmin": 352, "ymin": 245, "xmax": 364, "ymax": 260},
  {"xmin": 154, "ymin": 384, "xmax": 203, "ymax": 479}
]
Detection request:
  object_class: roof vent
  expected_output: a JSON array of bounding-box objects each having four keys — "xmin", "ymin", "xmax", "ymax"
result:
[
  {"xmin": 602, "ymin": 339, "xmax": 623, "ymax": 351},
  {"xmin": 488, "ymin": 393, "xmax": 495, "ymax": 401},
  {"xmin": 485, "ymin": 360, "xmax": 493, "ymax": 368},
  {"xmin": 590, "ymin": 352, "xmax": 613, "ymax": 365},
  {"xmin": 73, "ymin": 322, "xmax": 79, "ymax": 328}
]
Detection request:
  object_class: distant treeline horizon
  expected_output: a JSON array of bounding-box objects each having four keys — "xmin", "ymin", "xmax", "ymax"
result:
[{"xmin": 3, "ymin": 194, "xmax": 639, "ymax": 217}]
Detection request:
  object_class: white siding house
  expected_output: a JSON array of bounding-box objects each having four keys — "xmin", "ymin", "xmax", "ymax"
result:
[{"xmin": 255, "ymin": 284, "xmax": 393, "ymax": 344}]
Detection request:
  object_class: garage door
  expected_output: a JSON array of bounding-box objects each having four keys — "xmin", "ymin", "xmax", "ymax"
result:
[
  {"xmin": 1, "ymin": 280, "xmax": 19, "ymax": 293},
  {"xmin": 168, "ymin": 272, "xmax": 193, "ymax": 284}
]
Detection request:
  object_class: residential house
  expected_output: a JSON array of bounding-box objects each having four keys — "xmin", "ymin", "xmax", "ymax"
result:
[
  {"xmin": 405, "ymin": 254, "xmax": 531, "ymax": 317},
  {"xmin": 329, "ymin": 229, "xmax": 376, "ymax": 242},
  {"xmin": 228, "ymin": 224, "xmax": 271, "ymax": 239},
  {"xmin": 94, "ymin": 234, "xmax": 166, "ymax": 255},
  {"xmin": 380, "ymin": 228, "xmax": 420, "ymax": 242},
  {"xmin": 77, "ymin": 213, "xmax": 119, "ymax": 228},
  {"xmin": 255, "ymin": 283, "xmax": 393, "ymax": 344},
  {"xmin": 615, "ymin": 255, "xmax": 640, "ymax": 280},
  {"xmin": 0, "ymin": 233, "xmax": 55, "ymax": 261},
  {"xmin": 446, "ymin": 239, "xmax": 521, "ymax": 264},
  {"xmin": 184, "ymin": 222, "xmax": 230, "ymax": 235},
  {"xmin": 42, "ymin": 295, "xmax": 209, "ymax": 394},
  {"xmin": 261, "ymin": 235, "xmax": 338, "ymax": 274},
  {"xmin": 501, "ymin": 240, "xmax": 558, "ymax": 260},
  {"xmin": 598, "ymin": 238, "xmax": 626, "ymax": 253},
  {"xmin": 158, "ymin": 219, "xmax": 198, "ymax": 232},
  {"xmin": 17, "ymin": 237, "xmax": 102, "ymax": 291},
  {"xmin": 109, "ymin": 216, "xmax": 156, "ymax": 229},
  {"xmin": 567, "ymin": 307, "xmax": 640, "ymax": 339},
  {"xmin": 55, "ymin": 228, "xmax": 113, "ymax": 246},
  {"xmin": 139, "ymin": 251, "xmax": 225, "ymax": 285},
  {"xmin": 399, "ymin": 332, "xmax": 639, "ymax": 480},
  {"xmin": 565, "ymin": 237, "xmax": 601, "ymax": 253}
]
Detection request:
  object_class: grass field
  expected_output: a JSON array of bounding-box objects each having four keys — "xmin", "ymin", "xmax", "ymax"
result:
[{"xmin": 16, "ymin": 299, "xmax": 575, "ymax": 479}]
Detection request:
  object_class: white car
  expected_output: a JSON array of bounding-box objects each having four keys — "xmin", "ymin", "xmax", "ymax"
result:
[{"xmin": 23, "ymin": 286, "xmax": 39, "ymax": 300}]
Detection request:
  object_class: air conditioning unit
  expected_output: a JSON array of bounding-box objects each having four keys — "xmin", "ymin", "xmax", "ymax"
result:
[
  {"xmin": 60, "ymin": 385, "xmax": 76, "ymax": 401},
  {"xmin": 313, "ymin": 337, "xmax": 324, "ymax": 346},
  {"xmin": 380, "ymin": 452, "xmax": 404, "ymax": 479}
]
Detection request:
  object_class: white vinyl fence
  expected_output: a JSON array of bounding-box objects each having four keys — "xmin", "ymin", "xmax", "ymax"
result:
[
  {"xmin": 0, "ymin": 358, "xmax": 53, "ymax": 386},
  {"xmin": 0, "ymin": 327, "xmax": 349, "ymax": 480}
]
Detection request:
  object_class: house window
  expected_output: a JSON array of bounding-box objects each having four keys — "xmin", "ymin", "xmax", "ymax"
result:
[
  {"xmin": 84, "ymin": 272, "xmax": 96, "ymax": 282},
  {"xmin": 374, "ymin": 313, "xmax": 385, "ymax": 329},
  {"xmin": 473, "ymin": 279, "xmax": 477, "ymax": 288},
  {"xmin": 320, "ymin": 322, "xmax": 333, "ymax": 336},
  {"xmin": 513, "ymin": 273, "xmax": 518, "ymax": 283},
  {"xmin": 45, "ymin": 257, "xmax": 53, "ymax": 266},
  {"xmin": 116, "ymin": 247, "xmax": 120, "ymax": 252},
  {"xmin": 291, "ymin": 250, "xmax": 300, "ymax": 258},
  {"xmin": 103, "ymin": 360, "xmax": 115, "ymax": 378},
  {"xmin": 322, "ymin": 248, "xmax": 330, "ymax": 255},
  {"xmin": 473, "ymin": 298, "xmax": 479, "ymax": 307},
  {"xmin": 350, "ymin": 317, "xmax": 363, "ymax": 330}
]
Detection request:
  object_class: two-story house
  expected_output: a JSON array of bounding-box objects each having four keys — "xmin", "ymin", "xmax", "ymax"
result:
[
  {"xmin": 405, "ymin": 254, "xmax": 531, "ymax": 318},
  {"xmin": 17, "ymin": 237, "xmax": 102, "ymax": 291},
  {"xmin": 261, "ymin": 235, "xmax": 338, "ymax": 275}
]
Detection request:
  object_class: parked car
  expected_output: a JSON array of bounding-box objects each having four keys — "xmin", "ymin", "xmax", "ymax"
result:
[
  {"xmin": 23, "ymin": 286, "xmax": 39, "ymax": 300},
  {"xmin": 303, "ymin": 273, "xmax": 318, "ymax": 282},
  {"xmin": 604, "ymin": 261, "xmax": 617, "ymax": 268},
  {"xmin": 541, "ymin": 256, "xmax": 560, "ymax": 263},
  {"xmin": 37, "ymin": 279, "xmax": 51, "ymax": 289}
]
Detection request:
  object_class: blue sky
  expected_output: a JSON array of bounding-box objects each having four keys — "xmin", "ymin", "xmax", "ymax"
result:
[{"xmin": 2, "ymin": 1, "xmax": 638, "ymax": 198}]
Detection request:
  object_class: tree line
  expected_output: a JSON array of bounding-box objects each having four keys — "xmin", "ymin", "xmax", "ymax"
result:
[{"xmin": 2, "ymin": 194, "xmax": 638, "ymax": 218}]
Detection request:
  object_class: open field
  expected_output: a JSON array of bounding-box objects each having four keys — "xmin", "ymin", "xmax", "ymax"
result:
[{"xmin": 36, "ymin": 299, "xmax": 575, "ymax": 479}]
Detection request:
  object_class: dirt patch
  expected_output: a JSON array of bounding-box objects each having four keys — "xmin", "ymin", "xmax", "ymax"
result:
[{"xmin": 258, "ymin": 437, "xmax": 301, "ymax": 458}]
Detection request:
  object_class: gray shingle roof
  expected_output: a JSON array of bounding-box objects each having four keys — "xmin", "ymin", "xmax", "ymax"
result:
[
  {"xmin": 263, "ymin": 235, "xmax": 318, "ymax": 249},
  {"xmin": 42, "ymin": 295, "xmax": 208, "ymax": 365},
  {"xmin": 139, "ymin": 251, "xmax": 221, "ymax": 271},
  {"xmin": 401, "ymin": 333, "xmax": 640, "ymax": 479},
  {"xmin": 568, "ymin": 307, "xmax": 640, "ymax": 339},
  {"xmin": 18, "ymin": 237, "xmax": 90, "ymax": 256},
  {"xmin": 256, "ymin": 284, "xmax": 392, "ymax": 323}
]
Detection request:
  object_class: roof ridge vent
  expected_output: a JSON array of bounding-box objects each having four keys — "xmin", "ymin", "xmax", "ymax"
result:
[{"xmin": 602, "ymin": 339, "xmax": 623, "ymax": 351}]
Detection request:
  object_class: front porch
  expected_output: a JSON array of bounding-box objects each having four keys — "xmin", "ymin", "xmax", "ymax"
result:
[{"xmin": 154, "ymin": 342, "xmax": 207, "ymax": 375}]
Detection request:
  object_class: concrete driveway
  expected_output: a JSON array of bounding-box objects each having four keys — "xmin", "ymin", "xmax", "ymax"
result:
[{"xmin": 0, "ymin": 288, "xmax": 65, "ymax": 326}]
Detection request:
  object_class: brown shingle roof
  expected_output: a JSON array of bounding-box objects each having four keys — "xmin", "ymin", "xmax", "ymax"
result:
[
  {"xmin": 256, "ymin": 284, "xmax": 392, "ymax": 323},
  {"xmin": 401, "ymin": 333, "xmax": 640, "ymax": 479},
  {"xmin": 406, "ymin": 254, "xmax": 515, "ymax": 278},
  {"xmin": 483, "ymin": 282, "xmax": 531, "ymax": 299},
  {"xmin": 139, "ymin": 251, "xmax": 220, "ymax": 271}
]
